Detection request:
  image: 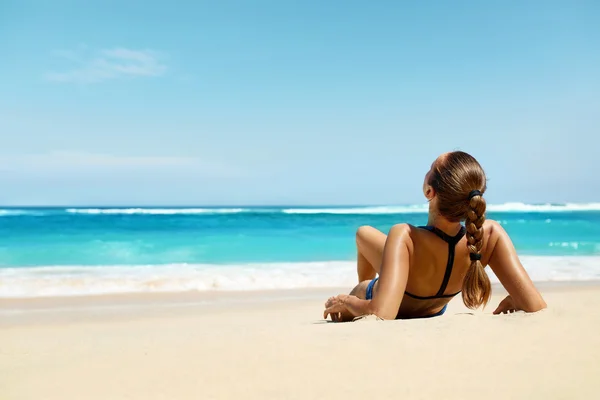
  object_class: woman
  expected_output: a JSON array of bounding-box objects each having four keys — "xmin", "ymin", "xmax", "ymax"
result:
[{"xmin": 324, "ymin": 151, "xmax": 547, "ymax": 322}]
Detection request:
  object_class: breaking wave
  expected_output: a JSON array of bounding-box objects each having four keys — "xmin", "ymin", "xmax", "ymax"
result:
[
  {"xmin": 1, "ymin": 203, "xmax": 599, "ymax": 217},
  {"xmin": 281, "ymin": 203, "xmax": 600, "ymax": 215},
  {"xmin": 65, "ymin": 208, "xmax": 251, "ymax": 215},
  {"xmin": 1, "ymin": 256, "xmax": 599, "ymax": 298}
]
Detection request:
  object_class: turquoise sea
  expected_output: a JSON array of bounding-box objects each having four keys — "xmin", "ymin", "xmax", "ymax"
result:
[{"xmin": 1, "ymin": 204, "xmax": 600, "ymax": 297}]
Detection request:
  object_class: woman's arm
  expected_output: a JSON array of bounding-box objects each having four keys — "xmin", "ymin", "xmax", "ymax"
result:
[
  {"xmin": 324, "ymin": 224, "xmax": 413, "ymax": 320},
  {"xmin": 486, "ymin": 220, "xmax": 547, "ymax": 313}
]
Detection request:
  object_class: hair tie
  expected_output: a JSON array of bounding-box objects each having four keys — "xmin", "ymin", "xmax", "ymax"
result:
[
  {"xmin": 470, "ymin": 253, "xmax": 482, "ymax": 261},
  {"xmin": 468, "ymin": 190, "xmax": 482, "ymax": 200}
]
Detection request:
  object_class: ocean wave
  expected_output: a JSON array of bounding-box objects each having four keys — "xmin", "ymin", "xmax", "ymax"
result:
[
  {"xmin": 3, "ymin": 203, "xmax": 600, "ymax": 217},
  {"xmin": 0, "ymin": 209, "xmax": 45, "ymax": 217},
  {"xmin": 65, "ymin": 208, "xmax": 251, "ymax": 215},
  {"xmin": 283, "ymin": 203, "xmax": 600, "ymax": 214},
  {"xmin": 282, "ymin": 206, "xmax": 429, "ymax": 214},
  {"xmin": 0, "ymin": 261, "xmax": 356, "ymax": 297},
  {"xmin": 1, "ymin": 256, "xmax": 599, "ymax": 298},
  {"xmin": 487, "ymin": 202, "xmax": 600, "ymax": 212}
]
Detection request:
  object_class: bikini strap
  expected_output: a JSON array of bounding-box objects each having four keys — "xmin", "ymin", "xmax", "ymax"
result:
[
  {"xmin": 420, "ymin": 225, "xmax": 465, "ymax": 245},
  {"xmin": 419, "ymin": 225, "xmax": 466, "ymax": 297}
]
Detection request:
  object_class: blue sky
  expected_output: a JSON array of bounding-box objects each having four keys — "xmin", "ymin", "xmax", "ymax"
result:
[{"xmin": 1, "ymin": 1, "xmax": 599, "ymax": 206}]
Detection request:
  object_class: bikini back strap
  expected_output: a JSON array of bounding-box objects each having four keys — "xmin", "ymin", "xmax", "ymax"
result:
[{"xmin": 420, "ymin": 225, "xmax": 466, "ymax": 297}]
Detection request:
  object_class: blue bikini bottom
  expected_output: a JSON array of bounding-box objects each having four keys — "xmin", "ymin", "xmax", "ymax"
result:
[{"xmin": 365, "ymin": 277, "xmax": 447, "ymax": 319}]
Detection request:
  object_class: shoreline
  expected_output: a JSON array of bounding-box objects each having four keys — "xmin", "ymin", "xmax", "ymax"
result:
[
  {"xmin": 2, "ymin": 255, "xmax": 600, "ymax": 298},
  {"xmin": 3, "ymin": 280, "xmax": 600, "ymax": 327}
]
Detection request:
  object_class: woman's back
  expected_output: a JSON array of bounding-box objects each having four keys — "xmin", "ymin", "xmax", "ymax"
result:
[{"xmin": 399, "ymin": 221, "xmax": 494, "ymax": 318}]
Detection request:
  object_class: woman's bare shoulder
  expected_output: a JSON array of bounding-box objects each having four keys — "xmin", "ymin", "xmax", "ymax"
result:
[
  {"xmin": 483, "ymin": 219, "xmax": 505, "ymax": 240},
  {"xmin": 385, "ymin": 223, "xmax": 420, "ymax": 247},
  {"xmin": 483, "ymin": 218, "xmax": 502, "ymax": 231},
  {"xmin": 386, "ymin": 223, "xmax": 416, "ymax": 239}
]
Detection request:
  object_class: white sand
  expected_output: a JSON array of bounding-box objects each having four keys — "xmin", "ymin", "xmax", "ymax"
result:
[{"xmin": 1, "ymin": 284, "xmax": 599, "ymax": 399}]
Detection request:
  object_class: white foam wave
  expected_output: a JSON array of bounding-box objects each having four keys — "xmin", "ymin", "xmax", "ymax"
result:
[
  {"xmin": 66, "ymin": 208, "xmax": 250, "ymax": 215},
  {"xmin": 487, "ymin": 202, "xmax": 600, "ymax": 212},
  {"xmin": 0, "ymin": 209, "xmax": 44, "ymax": 217},
  {"xmin": 1, "ymin": 256, "xmax": 599, "ymax": 298},
  {"xmin": 282, "ymin": 206, "xmax": 429, "ymax": 214},
  {"xmin": 0, "ymin": 262, "xmax": 356, "ymax": 298},
  {"xmin": 282, "ymin": 203, "xmax": 600, "ymax": 214},
  {"xmin": 3, "ymin": 203, "xmax": 600, "ymax": 217}
]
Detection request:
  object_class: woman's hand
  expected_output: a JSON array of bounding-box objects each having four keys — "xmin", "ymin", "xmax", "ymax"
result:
[
  {"xmin": 493, "ymin": 295, "xmax": 519, "ymax": 314},
  {"xmin": 324, "ymin": 294, "xmax": 350, "ymax": 321}
]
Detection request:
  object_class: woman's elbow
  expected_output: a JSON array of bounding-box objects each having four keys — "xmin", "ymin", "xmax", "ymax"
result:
[
  {"xmin": 534, "ymin": 298, "xmax": 547, "ymax": 312},
  {"xmin": 368, "ymin": 304, "xmax": 397, "ymax": 320},
  {"xmin": 522, "ymin": 297, "xmax": 547, "ymax": 313}
]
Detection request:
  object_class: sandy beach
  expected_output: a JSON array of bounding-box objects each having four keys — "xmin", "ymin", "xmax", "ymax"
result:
[{"xmin": 2, "ymin": 283, "xmax": 599, "ymax": 400}]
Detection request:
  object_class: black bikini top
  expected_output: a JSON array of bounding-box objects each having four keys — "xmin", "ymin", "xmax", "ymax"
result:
[{"xmin": 404, "ymin": 225, "xmax": 466, "ymax": 300}]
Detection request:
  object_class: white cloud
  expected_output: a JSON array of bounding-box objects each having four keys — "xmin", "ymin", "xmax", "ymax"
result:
[
  {"xmin": 45, "ymin": 47, "xmax": 167, "ymax": 83},
  {"xmin": 0, "ymin": 152, "xmax": 247, "ymax": 178}
]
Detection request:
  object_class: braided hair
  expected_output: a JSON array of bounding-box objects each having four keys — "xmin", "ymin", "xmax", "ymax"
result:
[{"xmin": 428, "ymin": 151, "xmax": 491, "ymax": 309}]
